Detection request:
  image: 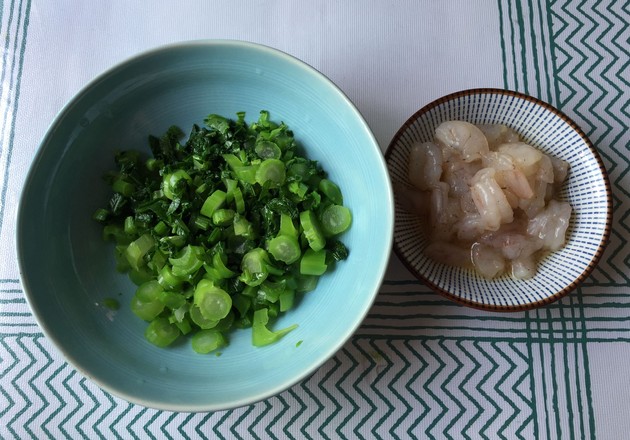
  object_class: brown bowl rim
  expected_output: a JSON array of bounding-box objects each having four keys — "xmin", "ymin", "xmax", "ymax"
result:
[{"xmin": 385, "ymin": 88, "xmax": 613, "ymax": 312}]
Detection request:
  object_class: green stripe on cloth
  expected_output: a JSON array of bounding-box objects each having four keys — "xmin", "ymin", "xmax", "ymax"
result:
[{"xmin": 0, "ymin": 0, "xmax": 30, "ymax": 237}]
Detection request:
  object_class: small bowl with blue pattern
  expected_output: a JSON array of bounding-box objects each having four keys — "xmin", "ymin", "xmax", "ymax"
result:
[{"xmin": 385, "ymin": 88, "xmax": 612, "ymax": 311}]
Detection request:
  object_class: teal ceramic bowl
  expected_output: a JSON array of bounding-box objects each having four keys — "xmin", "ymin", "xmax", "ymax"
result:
[{"xmin": 17, "ymin": 40, "xmax": 393, "ymax": 411}]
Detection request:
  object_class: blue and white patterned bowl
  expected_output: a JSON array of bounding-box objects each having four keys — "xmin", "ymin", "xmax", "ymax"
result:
[{"xmin": 386, "ymin": 89, "xmax": 612, "ymax": 311}]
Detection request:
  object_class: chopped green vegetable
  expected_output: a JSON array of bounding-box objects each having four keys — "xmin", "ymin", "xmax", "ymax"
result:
[
  {"xmin": 102, "ymin": 298, "xmax": 120, "ymax": 310},
  {"xmin": 255, "ymin": 159, "xmax": 286, "ymax": 187},
  {"xmin": 192, "ymin": 329, "xmax": 227, "ymax": 354},
  {"xmin": 92, "ymin": 208, "xmax": 109, "ymax": 223},
  {"xmin": 319, "ymin": 179, "xmax": 343, "ymax": 205},
  {"xmin": 194, "ymin": 280, "xmax": 232, "ymax": 321},
  {"xmin": 162, "ymin": 170, "xmax": 191, "ymax": 200},
  {"xmin": 252, "ymin": 308, "xmax": 298, "ymax": 347},
  {"xmin": 240, "ymin": 248, "xmax": 272, "ymax": 286},
  {"xmin": 200, "ymin": 190, "xmax": 227, "ymax": 218},
  {"xmin": 299, "ymin": 210, "xmax": 326, "ymax": 251},
  {"xmin": 144, "ymin": 317, "xmax": 181, "ymax": 347},
  {"xmin": 300, "ymin": 248, "xmax": 328, "ymax": 276},
  {"xmin": 255, "ymin": 140, "xmax": 282, "ymax": 160},
  {"xmin": 94, "ymin": 111, "xmax": 351, "ymax": 353},
  {"xmin": 130, "ymin": 282, "xmax": 164, "ymax": 321},
  {"xmin": 267, "ymin": 235, "xmax": 301, "ymax": 264},
  {"xmin": 321, "ymin": 205, "xmax": 352, "ymax": 236},
  {"xmin": 125, "ymin": 234, "xmax": 154, "ymax": 271}
]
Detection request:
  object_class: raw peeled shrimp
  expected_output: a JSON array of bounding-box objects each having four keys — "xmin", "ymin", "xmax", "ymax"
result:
[
  {"xmin": 441, "ymin": 153, "xmax": 480, "ymax": 215},
  {"xmin": 511, "ymin": 256, "xmax": 538, "ymax": 279},
  {"xmin": 425, "ymin": 241, "xmax": 473, "ymax": 269},
  {"xmin": 482, "ymin": 151, "xmax": 534, "ymax": 200},
  {"xmin": 478, "ymin": 223, "xmax": 544, "ymax": 261},
  {"xmin": 470, "ymin": 167, "xmax": 514, "ymax": 231},
  {"xmin": 550, "ymin": 156, "xmax": 569, "ymax": 184},
  {"xmin": 471, "ymin": 243, "xmax": 506, "ymax": 279},
  {"xmin": 497, "ymin": 142, "xmax": 544, "ymax": 177},
  {"xmin": 443, "ymin": 152, "xmax": 482, "ymax": 199},
  {"xmin": 477, "ymin": 124, "xmax": 521, "ymax": 149},
  {"xmin": 393, "ymin": 183, "xmax": 429, "ymax": 217},
  {"xmin": 435, "ymin": 121, "xmax": 489, "ymax": 163},
  {"xmin": 396, "ymin": 121, "xmax": 572, "ymax": 280},
  {"xmin": 474, "ymin": 221, "xmax": 544, "ymax": 280},
  {"xmin": 429, "ymin": 182, "xmax": 460, "ymax": 242},
  {"xmin": 527, "ymin": 199, "xmax": 572, "ymax": 251},
  {"xmin": 519, "ymin": 154, "xmax": 554, "ymax": 218},
  {"xmin": 454, "ymin": 213, "xmax": 486, "ymax": 241},
  {"xmin": 408, "ymin": 142, "xmax": 443, "ymax": 190}
]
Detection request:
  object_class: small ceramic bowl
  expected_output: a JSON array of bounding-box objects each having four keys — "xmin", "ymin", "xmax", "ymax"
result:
[
  {"xmin": 386, "ymin": 88, "xmax": 612, "ymax": 311},
  {"xmin": 17, "ymin": 40, "xmax": 393, "ymax": 411}
]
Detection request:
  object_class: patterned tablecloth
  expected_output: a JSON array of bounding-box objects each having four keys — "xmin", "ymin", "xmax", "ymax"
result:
[{"xmin": 1, "ymin": 1, "xmax": 628, "ymax": 438}]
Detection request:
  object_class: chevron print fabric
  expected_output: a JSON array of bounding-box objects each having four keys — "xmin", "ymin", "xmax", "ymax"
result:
[{"xmin": 2, "ymin": 0, "xmax": 630, "ymax": 439}]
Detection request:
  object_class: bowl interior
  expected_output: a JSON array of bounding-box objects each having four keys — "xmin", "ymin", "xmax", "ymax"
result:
[
  {"xmin": 386, "ymin": 89, "xmax": 611, "ymax": 310},
  {"xmin": 17, "ymin": 41, "xmax": 393, "ymax": 410}
]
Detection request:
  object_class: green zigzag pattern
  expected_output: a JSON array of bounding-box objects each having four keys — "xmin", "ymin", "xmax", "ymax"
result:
[
  {"xmin": 2, "ymin": 336, "xmax": 540, "ymax": 439},
  {"xmin": 551, "ymin": 0, "xmax": 630, "ymax": 286},
  {"xmin": 0, "ymin": 291, "xmax": 610, "ymax": 439}
]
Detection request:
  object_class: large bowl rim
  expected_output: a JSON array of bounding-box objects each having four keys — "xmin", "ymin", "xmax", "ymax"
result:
[
  {"xmin": 385, "ymin": 87, "xmax": 613, "ymax": 312},
  {"xmin": 15, "ymin": 39, "xmax": 393, "ymax": 411}
]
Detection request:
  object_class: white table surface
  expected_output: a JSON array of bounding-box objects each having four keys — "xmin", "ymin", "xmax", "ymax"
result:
[{"xmin": 1, "ymin": 1, "xmax": 628, "ymax": 438}]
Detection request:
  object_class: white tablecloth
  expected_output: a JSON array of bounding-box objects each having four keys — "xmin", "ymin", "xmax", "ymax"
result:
[{"xmin": 1, "ymin": 1, "xmax": 628, "ymax": 438}]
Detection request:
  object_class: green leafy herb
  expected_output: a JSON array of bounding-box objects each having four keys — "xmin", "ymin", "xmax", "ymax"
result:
[
  {"xmin": 94, "ymin": 111, "xmax": 351, "ymax": 353},
  {"xmin": 102, "ymin": 298, "xmax": 120, "ymax": 310}
]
